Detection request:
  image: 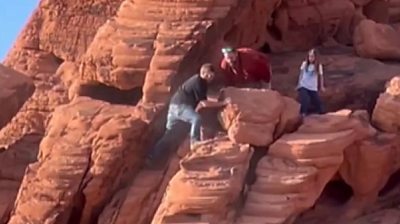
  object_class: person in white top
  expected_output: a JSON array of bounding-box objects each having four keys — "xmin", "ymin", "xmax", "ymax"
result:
[{"xmin": 296, "ymin": 49, "xmax": 326, "ymax": 117}]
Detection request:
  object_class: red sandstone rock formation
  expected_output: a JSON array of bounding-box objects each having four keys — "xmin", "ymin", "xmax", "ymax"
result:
[
  {"xmin": 237, "ymin": 156, "xmax": 318, "ymax": 223},
  {"xmin": 152, "ymin": 137, "xmax": 252, "ymax": 224},
  {"xmin": 0, "ymin": 65, "xmax": 34, "ymax": 130},
  {"xmin": 354, "ymin": 20, "xmax": 400, "ymax": 60},
  {"xmin": 3, "ymin": 0, "xmax": 400, "ymax": 224},
  {"xmin": 1, "ymin": 0, "xmax": 123, "ymax": 146},
  {"xmin": 372, "ymin": 76, "xmax": 400, "ymax": 132},
  {"xmin": 7, "ymin": 97, "xmax": 148, "ymax": 224},
  {"xmin": 218, "ymin": 87, "xmax": 300, "ymax": 146}
]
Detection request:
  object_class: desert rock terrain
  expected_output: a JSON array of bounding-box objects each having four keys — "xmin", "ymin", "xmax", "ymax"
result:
[{"xmin": 1, "ymin": 0, "xmax": 400, "ymax": 223}]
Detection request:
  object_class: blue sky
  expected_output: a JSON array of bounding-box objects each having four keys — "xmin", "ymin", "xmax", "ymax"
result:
[{"xmin": 0, "ymin": 1, "xmax": 38, "ymax": 60}]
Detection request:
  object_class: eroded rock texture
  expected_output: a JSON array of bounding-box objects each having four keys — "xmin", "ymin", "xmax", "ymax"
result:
[
  {"xmin": 74, "ymin": 0, "xmax": 273, "ymax": 105},
  {"xmin": 7, "ymin": 97, "xmax": 148, "ymax": 224},
  {"xmin": 3, "ymin": 0, "xmax": 400, "ymax": 224},
  {"xmin": 354, "ymin": 19, "xmax": 400, "ymax": 60},
  {"xmin": 237, "ymin": 156, "xmax": 318, "ymax": 224},
  {"xmin": 152, "ymin": 137, "xmax": 252, "ymax": 224},
  {"xmin": 219, "ymin": 87, "xmax": 300, "ymax": 146},
  {"xmin": 0, "ymin": 64, "xmax": 34, "ymax": 130},
  {"xmin": 373, "ymin": 76, "xmax": 400, "ymax": 132},
  {"xmin": 1, "ymin": 0, "xmax": 123, "ymax": 146},
  {"xmin": 340, "ymin": 133, "xmax": 400, "ymax": 219}
]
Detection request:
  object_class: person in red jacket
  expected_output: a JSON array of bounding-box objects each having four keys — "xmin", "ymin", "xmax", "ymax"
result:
[{"xmin": 220, "ymin": 47, "xmax": 272, "ymax": 89}]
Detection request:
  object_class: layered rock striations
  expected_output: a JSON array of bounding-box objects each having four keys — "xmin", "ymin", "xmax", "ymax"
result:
[{"xmin": 2, "ymin": 0, "xmax": 400, "ymax": 224}]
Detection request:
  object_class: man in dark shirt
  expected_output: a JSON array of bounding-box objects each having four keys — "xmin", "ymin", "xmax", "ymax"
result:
[{"xmin": 146, "ymin": 63, "xmax": 225, "ymax": 167}]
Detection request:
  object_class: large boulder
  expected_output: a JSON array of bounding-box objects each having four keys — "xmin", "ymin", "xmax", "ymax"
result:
[
  {"xmin": 354, "ymin": 20, "xmax": 400, "ymax": 60},
  {"xmin": 340, "ymin": 133, "xmax": 400, "ymax": 219},
  {"xmin": 151, "ymin": 137, "xmax": 252, "ymax": 224},
  {"xmin": 266, "ymin": 0, "xmax": 356, "ymax": 52},
  {"xmin": 363, "ymin": 0, "xmax": 390, "ymax": 23},
  {"xmin": 237, "ymin": 156, "xmax": 318, "ymax": 224},
  {"xmin": 0, "ymin": 64, "xmax": 34, "ymax": 130},
  {"xmin": 237, "ymin": 111, "xmax": 371, "ymax": 224},
  {"xmin": 218, "ymin": 87, "xmax": 300, "ymax": 146},
  {"xmin": 1, "ymin": 0, "xmax": 124, "ymax": 145},
  {"xmin": 7, "ymin": 97, "xmax": 148, "ymax": 224},
  {"xmin": 372, "ymin": 76, "xmax": 400, "ymax": 132}
]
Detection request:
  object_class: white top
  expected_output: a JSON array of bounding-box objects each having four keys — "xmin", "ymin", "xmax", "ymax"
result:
[{"xmin": 298, "ymin": 61, "xmax": 323, "ymax": 91}]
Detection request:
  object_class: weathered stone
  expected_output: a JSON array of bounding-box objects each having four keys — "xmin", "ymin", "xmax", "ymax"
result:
[
  {"xmin": 372, "ymin": 76, "xmax": 400, "ymax": 132},
  {"xmin": 237, "ymin": 156, "xmax": 318, "ymax": 224},
  {"xmin": 1, "ymin": 0, "xmax": 123, "ymax": 146},
  {"xmin": 354, "ymin": 20, "xmax": 400, "ymax": 60},
  {"xmin": 0, "ymin": 64, "xmax": 34, "ymax": 130},
  {"xmin": 152, "ymin": 137, "xmax": 252, "ymax": 224},
  {"xmin": 266, "ymin": 0, "xmax": 356, "ymax": 52},
  {"xmin": 340, "ymin": 133, "xmax": 399, "ymax": 219},
  {"xmin": 218, "ymin": 87, "xmax": 285, "ymax": 146},
  {"xmin": 7, "ymin": 97, "xmax": 148, "ymax": 224}
]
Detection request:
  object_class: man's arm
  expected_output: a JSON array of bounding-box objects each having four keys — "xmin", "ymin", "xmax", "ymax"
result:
[{"xmin": 220, "ymin": 60, "xmax": 235, "ymax": 86}]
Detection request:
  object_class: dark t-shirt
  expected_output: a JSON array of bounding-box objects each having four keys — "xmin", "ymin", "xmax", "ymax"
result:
[{"xmin": 170, "ymin": 74, "xmax": 208, "ymax": 108}]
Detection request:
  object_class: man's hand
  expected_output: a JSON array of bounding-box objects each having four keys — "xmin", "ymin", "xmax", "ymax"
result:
[
  {"xmin": 199, "ymin": 100, "xmax": 228, "ymax": 108},
  {"xmin": 320, "ymin": 86, "xmax": 326, "ymax": 92}
]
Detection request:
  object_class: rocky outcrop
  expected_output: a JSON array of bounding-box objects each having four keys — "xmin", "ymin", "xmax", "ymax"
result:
[
  {"xmin": 7, "ymin": 97, "xmax": 148, "ymax": 224},
  {"xmin": 97, "ymin": 139, "xmax": 190, "ymax": 224},
  {"xmin": 0, "ymin": 134, "xmax": 41, "ymax": 222},
  {"xmin": 389, "ymin": 0, "xmax": 400, "ymax": 22},
  {"xmin": 5, "ymin": 0, "xmax": 123, "ymax": 63},
  {"xmin": 75, "ymin": 0, "xmax": 272, "ymax": 105},
  {"xmin": 1, "ymin": 0, "xmax": 123, "ymax": 146},
  {"xmin": 372, "ymin": 76, "xmax": 400, "ymax": 132},
  {"xmin": 354, "ymin": 20, "xmax": 400, "ymax": 60},
  {"xmin": 152, "ymin": 137, "xmax": 252, "ymax": 224},
  {"xmin": 237, "ymin": 156, "xmax": 318, "ymax": 224},
  {"xmin": 237, "ymin": 110, "xmax": 380, "ymax": 223},
  {"xmin": 218, "ymin": 87, "xmax": 300, "ymax": 146},
  {"xmin": 266, "ymin": 0, "xmax": 357, "ymax": 51},
  {"xmin": 270, "ymin": 120, "xmax": 355, "ymax": 203},
  {"xmin": 3, "ymin": 0, "xmax": 400, "ymax": 224},
  {"xmin": 0, "ymin": 64, "xmax": 34, "ymax": 130},
  {"xmin": 340, "ymin": 133, "xmax": 400, "ymax": 219}
]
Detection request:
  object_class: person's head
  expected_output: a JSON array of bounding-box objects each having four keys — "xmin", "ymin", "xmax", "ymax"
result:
[
  {"xmin": 221, "ymin": 47, "xmax": 238, "ymax": 65},
  {"xmin": 199, "ymin": 63, "xmax": 215, "ymax": 82},
  {"xmin": 307, "ymin": 48, "xmax": 317, "ymax": 64}
]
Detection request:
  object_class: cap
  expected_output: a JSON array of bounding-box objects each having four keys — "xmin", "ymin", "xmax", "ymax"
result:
[{"xmin": 221, "ymin": 47, "xmax": 234, "ymax": 54}]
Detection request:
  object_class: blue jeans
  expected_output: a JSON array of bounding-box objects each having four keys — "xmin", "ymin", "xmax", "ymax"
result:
[
  {"xmin": 148, "ymin": 104, "xmax": 202, "ymax": 160},
  {"xmin": 298, "ymin": 87, "xmax": 323, "ymax": 115}
]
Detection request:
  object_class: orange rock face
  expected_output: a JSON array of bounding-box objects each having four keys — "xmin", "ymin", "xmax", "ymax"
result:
[
  {"xmin": 219, "ymin": 87, "xmax": 300, "ymax": 146},
  {"xmin": 3, "ymin": 0, "xmax": 400, "ymax": 224},
  {"xmin": 372, "ymin": 76, "xmax": 400, "ymax": 132},
  {"xmin": 1, "ymin": 0, "xmax": 123, "ymax": 146},
  {"xmin": 0, "ymin": 64, "xmax": 34, "ymax": 130},
  {"xmin": 340, "ymin": 133, "xmax": 399, "ymax": 219},
  {"xmin": 354, "ymin": 19, "xmax": 400, "ymax": 60},
  {"xmin": 152, "ymin": 137, "xmax": 252, "ymax": 224},
  {"xmin": 237, "ymin": 156, "xmax": 318, "ymax": 224},
  {"xmin": 7, "ymin": 97, "xmax": 148, "ymax": 224}
]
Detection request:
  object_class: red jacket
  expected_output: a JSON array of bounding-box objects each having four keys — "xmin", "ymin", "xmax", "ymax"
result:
[{"xmin": 220, "ymin": 48, "xmax": 271, "ymax": 85}]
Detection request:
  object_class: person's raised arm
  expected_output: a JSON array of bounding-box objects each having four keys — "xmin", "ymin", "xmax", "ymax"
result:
[
  {"xmin": 318, "ymin": 64, "xmax": 326, "ymax": 91},
  {"xmin": 300, "ymin": 61, "xmax": 307, "ymax": 71}
]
